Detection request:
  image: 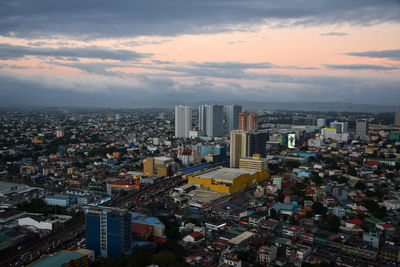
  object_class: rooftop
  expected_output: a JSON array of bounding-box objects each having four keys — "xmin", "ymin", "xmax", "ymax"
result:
[
  {"xmin": 229, "ymin": 231, "xmax": 255, "ymax": 245},
  {"xmin": 193, "ymin": 168, "xmax": 255, "ymax": 181},
  {"xmin": 153, "ymin": 156, "xmax": 173, "ymax": 162},
  {"xmin": 130, "ymin": 212, "xmax": 165, "ymax": 227},
  {"xmin": 30, "ymin": 251, "xmax": 87, "ymax": 267}
]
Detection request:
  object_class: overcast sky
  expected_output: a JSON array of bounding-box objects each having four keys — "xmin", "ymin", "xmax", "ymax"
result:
[{"xmin": 0, "ymin": 0, "xmax": 399, "ymax": 107}]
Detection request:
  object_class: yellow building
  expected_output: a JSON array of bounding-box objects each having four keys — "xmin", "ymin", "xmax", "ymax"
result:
[
  {"xmin": 188, "ymin": 167, "xmax": 269, "ymax": 194},
  {"xmin": 143, "ymin": 156, "xmax": 175, "ymax": 176},
  {"xmin": 239, "ymin": 154, "xmax": 268, "ymax": 172}
]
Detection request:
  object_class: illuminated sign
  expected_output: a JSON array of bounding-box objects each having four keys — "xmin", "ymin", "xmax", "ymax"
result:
[{"xmin": 288, "ymin": 133, "xmax": 295, "ymax": 148}]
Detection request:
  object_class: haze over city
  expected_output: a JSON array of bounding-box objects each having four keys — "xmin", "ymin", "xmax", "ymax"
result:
[{"xmin": 0, "ymin": 0, "xmax": 399, "ymax": 108}]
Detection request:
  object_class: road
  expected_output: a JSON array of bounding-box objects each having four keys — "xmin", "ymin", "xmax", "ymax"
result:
[{"xmin": 1, "ymin": 175, "xmax": 183, "ymax": 267}]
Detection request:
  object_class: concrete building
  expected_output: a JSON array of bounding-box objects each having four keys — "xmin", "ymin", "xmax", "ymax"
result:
[
  {"xmin": 131, "ymin": 212, "xmax": 166, "ymax": 239},
  {"xmin": 206, "ymin": 104, "xmax": 224, "ymax": 137},
  {"xmin": 230, "ymin": 131, "xmax": 252, "ymax": 168},
  {"xmin": 187, "ymin": 167, "xmax": 269, "ymax": 194},
  {"xmin": 239, "ymin": 154, "xmax": 268, "ymax": 172},
  {"xmin": 227, "ymin": 104, "xmax": 242, "ymax": 133},
  {"xmin": 321, "ymin": 127, "xmax": 349, "ymax": 142},
  {"xmin": 199, "ymin": 105, "xmax": 207, "ymax": 133},
  {"xmin": 257, "ymin": 245, "xmax": 278, "ymax": 264},
  {"xmin": 356, "ymin": 119, "xmax": 369, "ymax": 140},
  {"xmin": 317, "ymin": 118, "xmax": 326, "ymax": 127},
  {"xmin": 177, "ymin": 147, "xmax": 201, "ymax": 166},
  {"xmin": 143, "ymin": 156, "xmax": 174, "ymax": 176},
  {"xmin": 44, "ymin": 195, "xmax": 71, "ymax": 207},
  {"xmin": 395, "ymin": 110, "xmax": 400, "ymax": 126},
  {"xmin": 239, "ymin": 112, "xmax": 258, "ymax": 131},
  {"xmin": 251, "ymin": 132, "xmax": 267, "ymax": 157},
  {"xmin": 175, "ymin": 105, "xmax": 192, "ymax": 138},
  {"xmin": 85, "ymin": 206, "xmax": 131, "ymax": 258},
  {"xmin": 330, "ymin": 121, "xmax": 348, "ymax": 134}
]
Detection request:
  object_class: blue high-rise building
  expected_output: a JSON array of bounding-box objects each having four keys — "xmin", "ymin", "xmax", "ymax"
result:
[{"xmin": 85, "ymin": 207, "xmax": 131, "ymax": 258}]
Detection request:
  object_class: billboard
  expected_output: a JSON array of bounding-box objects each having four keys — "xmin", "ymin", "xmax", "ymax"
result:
[{"xmin": 288, "ymin": 133, "xmax": 295, "ymax": 148}]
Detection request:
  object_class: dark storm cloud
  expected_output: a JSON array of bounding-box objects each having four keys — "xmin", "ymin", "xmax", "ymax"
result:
[
  {"xmin": 324, "ymin": 64, "xmax": 398, "ymax": 71},
  {"xmin": 1, "ymin": 66, "xmax": 399, "ymax": 106},
  {"xmin": 321, "ymin": 32, "xmax": 348, "ymax": 36},
  {"xmin": 0, "ymin": 43, "xmax": 151, "ymax": 60},
  {"xmin": 346, "ymin": 49, "xmax": 400, "ymax": 61},
  {"xmin": 0, "ymin": 0, "xmax": 399, "ymax": 39}
]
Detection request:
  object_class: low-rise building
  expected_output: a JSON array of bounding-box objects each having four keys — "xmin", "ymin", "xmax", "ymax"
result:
[{"xmin": 257, "ymin": 245, "xmax": 278, "ymax": 264}]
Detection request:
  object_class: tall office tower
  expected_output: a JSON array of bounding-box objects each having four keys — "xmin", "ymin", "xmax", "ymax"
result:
[
  {"xmin": 175, "ymin": 105, "xmax": 192, "ymax": 138},
  {"xmin": 239, "ymin": 112, "xmax": 258, "ymax": 130},
  {"xmin": 330, "ymin": 121, "xmax": 348, "ymax": 134},
  {"xmin": 248, "ymin": 114, "xmax": 258, "ymax": 130},
  {"xmin": 395, "ymin": 110, "xmax": 400, "ymax": 126},
  {"xmin": 85, "ymin": 207, "xmax": 132, "ymax": 258},
  {"xmin": 251, "ymin": 132, "xmax": 267, "ymax": 157},
  {"xmin": 206, "ymin": 104, "xmax": 224, "ymax": 137},
  {"xmin": 227, "ymin": 104, "xmax": 242, "ymax": 133},
  {"xmin": 317, "ymin": 118, "xmax": 326, "ymax": 127},
  {"xmin": 356, "ymin": 119, "xmax": 369, "ymax": 139},
  {"xmin": 199, "ymin": 105, "xmax": 207, "ymax": 133},
  {"xmin": 230, "ymin": 131, "xmax": 252, "ymax": 168}
]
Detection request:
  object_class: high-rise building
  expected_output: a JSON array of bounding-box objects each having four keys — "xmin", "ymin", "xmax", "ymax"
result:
[
  {"xmin": 175, "ymin": 105, "xmax": 192, "ymax": 138},
  {"xmin": 251, "ymin": 132, "xmax": 267, "ymax": 157},
  {"xmin": 330, "ymin": 121, "xmax": 348, "ymax": 134},
  {"xmin": 230, "ymin": 130, "xmax": 267, "ymax": 168},
  {"xmin": 198, "ymin": 105, "xmax": 207, "ymax": 133},
  {"xmin": 85, "ymin": 207, "xmax": 132, "ymax": 258},
  {"xmin": 230, "ymin": 131, "xmax": 252, "ymax": 168},
  {"xmin": 206, "ymin": 104, "xmax": 224, "ymax": 137},
  {"xmin": 317, "ymin": 118, "xmax": 326, "ymax": 127},
  {"xmin": 239, "ymin": 112, "xmax": 248, "ymax": 130},
  {"xmin": 356, "ymin": 119, "xmax": 368, "ymax": 139},
  {"xmin": 239, "ymin": 112, "xmax": 258, "ymax": 131},
  {"xmin": 227, "ymin": 104, "xmax": 242, "ymax": 133},
  {"xmin": 395, "ymin": 110, "xmax": 400, "ymax": 126}
]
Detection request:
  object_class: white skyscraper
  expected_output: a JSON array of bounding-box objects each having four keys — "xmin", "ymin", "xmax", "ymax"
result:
[
  {"xmin": 175, "ymin": 105, "xmax": 192, "ymax": 138},
  {"xmin": 227, "ymin": 104, "xmax": 242, "ymax": 133},
  {"xmin": 206, "ymin": 104, "xmax": 224, "ymax": 137}
]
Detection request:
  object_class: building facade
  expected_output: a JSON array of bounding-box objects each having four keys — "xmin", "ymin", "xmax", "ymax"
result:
[
  {"xmin": 395, "ymin": 110, "xmax": 400, "ymax": 126},
  {"xmin": 85, "ymin": 207, "xmax": 131, "ymax": 258},
  {"xmin": 199, "ymin": 105, "xmax": 207, "ymax": 133},
  {"xmin": 239, "ymin": 112, "xmax": 258, "ymax": 131},
  {"xmin": 205, "ymin": 104, "xmax": 224, "ymax": 137},
  {"xmin": 356, "ymin": 119, "xmax": 369, "ymax": 139},
  {"xmin": 230, "ymin": 131, "xmax": 252, "ymax": 168},
  {"xmin": 239, "ymin": 154, "xmax": 268, "ymax": 172},
  {"xmin": 175, "ymin": 105, "xmax": 192, "ymax": 138},
  {"xmin": 227, "ymin": 104, "xmax": 242, "ymax": 133}
]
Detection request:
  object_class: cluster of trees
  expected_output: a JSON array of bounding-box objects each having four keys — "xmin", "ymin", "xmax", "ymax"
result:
[
  {"xmin": 93, "ymin": 243, "xmax": 188, "ymax": 267},
  {"xmin": 364, "ymin": 200, "xmax": 387, "ymax": 218}
]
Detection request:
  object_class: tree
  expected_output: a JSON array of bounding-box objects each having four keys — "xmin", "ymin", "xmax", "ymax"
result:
[
  {"xmin": 311, "ymin": 172, "xmax": 322, "ymax": 186},
  {"xmin": 355, "ymin": 181, "xmax": 367, "ymax": 190},
  {"xmin": 348, "ymin": 166, "xmax": 357, "ymax": 176},
  {"xmin": 364, "ymin": 200, "xmax": 387, "ymax": 218},
  {"xmin": 151, "ymin": 251, "xmax": 177, "ymax": 267},
  {"xmin": 318, "ymin": 215, "xmax": 341, "ymax": 232},
  {"xmin": 312, "ymin": 202, "xmax": 327, "ymax": 216}
]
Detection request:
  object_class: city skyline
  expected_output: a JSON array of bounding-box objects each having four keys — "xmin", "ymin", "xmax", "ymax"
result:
[{"xmin": 0, "ymin": 1, "xmax": 399, "ymax": 107}]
